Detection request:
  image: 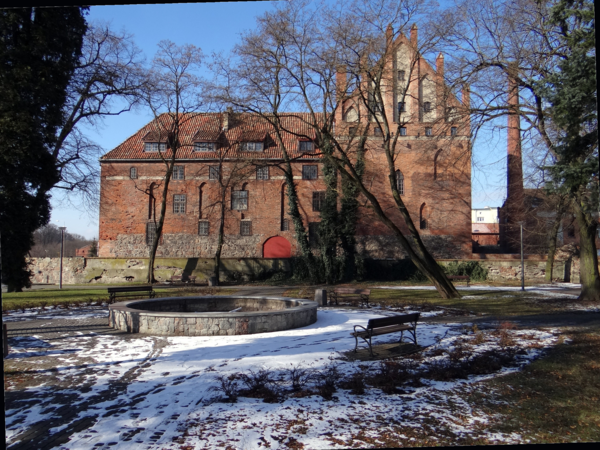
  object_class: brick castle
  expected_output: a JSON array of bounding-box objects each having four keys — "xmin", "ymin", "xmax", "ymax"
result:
[{"xmin": 98, "ymin": 26, "xmax": 472, "ymax": 260}]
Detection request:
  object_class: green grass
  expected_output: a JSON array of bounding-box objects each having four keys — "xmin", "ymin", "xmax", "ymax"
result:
[
  {"xmin": 2, "ymin": 286, "xmax": 237, "ymax": 312},
  {"xmin": 471, "ymin": 329, "xmax": 600, "ymax": 443},
  {"xmin": 284, "ymin": 286, "xmax": 574, "ymax": 317}
]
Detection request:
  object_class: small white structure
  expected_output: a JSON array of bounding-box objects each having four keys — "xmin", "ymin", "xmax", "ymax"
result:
[{"xmin": 472, "ymin": 207, "xmax": 500, "ymax": 224}]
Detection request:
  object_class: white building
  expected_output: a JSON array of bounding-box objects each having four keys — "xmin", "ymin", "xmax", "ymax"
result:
[{"xmin": 472, "ymin": 207, "xmax": 499, "ymax": 224}]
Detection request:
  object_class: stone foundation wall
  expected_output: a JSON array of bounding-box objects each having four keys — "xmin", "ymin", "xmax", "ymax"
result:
[
  {"xmin": 28, "ymin": 255, "xmax": 585, "ymax": 285},
  {"xmin": 356, "ymin": 235, "xmax": 468, "ymax": 260},
  {"xmin": 106, "ymin": 234, "xmax": 263, "ymax": 259}
]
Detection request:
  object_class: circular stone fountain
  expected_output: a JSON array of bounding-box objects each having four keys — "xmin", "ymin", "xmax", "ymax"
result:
[{"xmin": 108, "ymin": 296, "xmax": 318, "ymax": 336}]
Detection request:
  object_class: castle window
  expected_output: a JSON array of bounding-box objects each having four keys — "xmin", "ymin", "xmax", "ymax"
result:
[
  {"xmin": 299, "ymin": 141, "xmax": 314, "ymax": 152},
  {"xmin": 198, "ymin": 221, "xmax": 209, "ymax": 236},
  {"xmin": 256, "ymin": 166, "xmax": 269, "ymax": 180},
  {"xmin": 399, "ymin": 127, "xmax": 407, "ymax": 136},
  {"xmin": 451, "ymin": 127, "xmax": 457, "ymax": 136},
  {"xmin": 173, "ymin": 194, "xmax": 186, "ymax": 214},
  {"xmin": 240, "ymin": 220, "xmax": 252, "ymax": 236},
  {"xmin": 281, "ymin": 218, "xmax": 290, "ymax": 231},
  {"xmin": 130, "ymin": 167, "xmax": 137, "ymax": 179},
  {"xmin": 434, "ymin": 149, "xmax": 443, "ymax": 180},
  {"xmin": 397, "ymin": 70, "xmax": 406, "ymax": 81},
  {"xmin": 398, "ymin": 101, "xmax": 406, "ymax": 113},
  {"xmin": 194, "ymin": 142, "xmax": 216, "ymax": 152},
  {"xmin": 348, "ymin": 127, "xmax": 356, "ymax": 135},
  {"xmin": 242, "ymin": 141, "xmax": 264, "ymax": 152},
  {"xmin": 146, "ymin": 222, "xmax": 157, "ymax": 245},
  {"xmin": 209, "ymin": 165, "xmax": 220, "ymax": 180},
  {"xmin": 302, "ymin": 165, "xmax": 317, "ymax": 180},
  {"xmin": 374, "ymin": 127, "xmax": 383, "ymax": 137},
  {"xmin": 425, "ymin": 127, "xmax": 432, "ymax": 136},
  {"xmin": 144, "ymin": 142, "xmax": 166, "ymax": 152},
  {"xmin": 423, "ymin": 102, "xmax": 432, "ymax": 112},
  {"xmin": 567, "ymin": 226, "xmax": 575, "ymax": 238},
  {"xmin": 396, "ymin": 170, "xmax": 404, "ymax": 195},
  {"xmin": 312, "ymin": 191, "xmax": 326, "ymax": 212},
  {"xmin": 173, "ymin": 165, "xmax": 185, "ymax": 180},
  {"xmin": 372, "ymin": 102, "xmax": 383, "ymax": 113},
  {"xmin": 232, "ymin": 190, "xmax": 248, "ymax": 210},
  {"xmin": 420, "ymin": 203, "xmax": 428, "ymax": 230},
  {"xmin": 477, "ymin": 217, "xmax": 484, "ymax": 222}
]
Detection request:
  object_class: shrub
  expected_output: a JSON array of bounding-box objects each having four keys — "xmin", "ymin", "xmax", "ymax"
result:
[
  {"xmin": 442, "ymin": 261, "xmax": 488, "ymax": 281},
  {"xmin": 286, "ymin": 362, "xmax": 313, "ymax": 392},
  {"xmin": 339, "ymin": 370, "xmax": 366, "ymax": 395},
  {"xmin": 210, "ymin": 373, "xmax": 240, "ymax": 402},
  {"xmin": 367, "ymin": 360, "xmax": 416, "ymax": 394},
  {"xmin": 312, "ymin": 358, "xmax": 339, "ymax": 400},
  {"xmin": 239, "ymin": 368, "xmax": 282, "ymax": 403}
]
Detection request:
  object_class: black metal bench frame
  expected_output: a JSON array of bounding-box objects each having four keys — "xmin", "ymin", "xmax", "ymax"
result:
[
  {"xmin": 330, "ymin": 288, "xmax": 371, "ymax": 307},
  {"xmin": 351, "ymin": 313, "xmax": 420, "ymax": 356},
  {"xmin": 107, "ymin": 286, "xmax": 155, "ymax": 302}
]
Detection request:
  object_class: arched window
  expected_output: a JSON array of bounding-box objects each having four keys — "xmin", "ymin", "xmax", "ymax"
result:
[
  {"xmin": 344, "ymin": 107, "xmax": 358, "ymax": 122},
  {"xmin": 434, "ymin": 149, "xmax": 442, "ymax": 180},
  {"xmin": 130, "ymin": 167, "xmax": 137, "ymax": 179},
  {"xmin": 420, "ymin": 203, "xmax": 428, "ymax": 230},
  {"xmin": 396, "ymin": 170, "xmax": 404, "ymax": 195},
  {"xmin": 198, "ymin": 183, "xmax": 205, "ymax": 219},
  {"xmin": 148, "ymin": 183, "xmax": 156, "ymax": 220}
]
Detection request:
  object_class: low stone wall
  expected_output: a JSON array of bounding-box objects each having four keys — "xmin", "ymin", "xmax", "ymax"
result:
[
  {"xmin": 108, "ymin": 296, "xmax": 318, "ymax": 336},
  {"xmin": 28, "ymin": 257, "xmax": 291, "ymax": 285},
  {"xmin": 28, "ymin": 254, "xmax": 583, "ymax": 285}
]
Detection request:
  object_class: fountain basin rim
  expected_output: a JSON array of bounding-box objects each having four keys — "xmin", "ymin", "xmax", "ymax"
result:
[{"xmin": 109, "ymin": 295, "xmax": 318, "ymax": 318}]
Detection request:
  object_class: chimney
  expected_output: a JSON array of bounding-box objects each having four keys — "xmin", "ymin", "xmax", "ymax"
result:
[
  {"xmin": 462, "ymin": 84, "xmax": 470, "ymax": 109},
  {"xmin": 506, "ymin": 62, "xmax": 524, "ymax": 243},
  {"xmin": 222, "ymin": 106, "xmax": 233, "ymax": 131},
  {"xmin": 410, "ymin": 24, "xmax": 418, "ymax": 49},
  {"xmin": 386, "ymin": 24, "xmax": 394, "ymax": 47},
  {"xmin": 436, "ymin": 52, "xmax": 444, "ymax": 79}
]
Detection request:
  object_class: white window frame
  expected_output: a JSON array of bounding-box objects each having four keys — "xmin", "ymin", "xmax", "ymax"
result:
[
  {"xmin": 232, "ymin": 190, "xmax": 248, "ymax": 210},
  {"xmin": 243, "ymin": 141, "xmax": 264, "ymax": 152},
  {"xmin": 194, "ymin": 142, "xmax": 216, "ymax": 152},
  {"xmin": 144, "ymin": 142, "xmax": 166, "ymax": 152},
  {"xmin": 173, "ymin": 194, "xmax": 186, "ymax": 214}
]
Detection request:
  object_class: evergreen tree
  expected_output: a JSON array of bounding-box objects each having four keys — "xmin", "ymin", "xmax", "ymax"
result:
[
  {"xmin": 544, "ymin": 0, "xmax": 598, "ymax": 301},
  {"xmin": 0, "ymin": 7, "xmax": 87, "ymax": 291}
]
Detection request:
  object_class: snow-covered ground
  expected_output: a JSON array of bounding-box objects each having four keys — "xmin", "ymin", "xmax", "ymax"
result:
[{"xmin": 5, "ymin": 307, "xmax": 562, "ymax": 449}]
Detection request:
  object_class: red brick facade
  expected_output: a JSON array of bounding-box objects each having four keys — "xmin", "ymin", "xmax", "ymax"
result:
[{"xmin": 99, "ymin": 30, "xmax": 472, "ymax": 260}]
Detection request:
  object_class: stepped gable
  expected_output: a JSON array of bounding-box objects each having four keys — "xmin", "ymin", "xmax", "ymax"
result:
[{"xmin": 100, "ymin": 112, "xmax": 323, "ymax": 161}]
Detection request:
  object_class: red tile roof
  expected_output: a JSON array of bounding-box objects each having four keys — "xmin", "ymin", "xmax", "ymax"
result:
[{"xmin": 101, "ymin": 112, "xmax": 324, "ymax": 161}]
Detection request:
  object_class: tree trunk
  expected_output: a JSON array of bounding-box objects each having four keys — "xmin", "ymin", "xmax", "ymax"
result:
[
  {"xmin": 213, "ymin": 187, "xmax": 227, "ymax": 286},
  {"xmin": 573, "ymin": 198, "xmax": 600, "ymax": 302},
  {"xmin": 147, "ymin": 164, "xmax": 173, "ymax": 284},
  {"xmin": 545, "ymin": 199, "xmax": 566, "ymax": 282}
]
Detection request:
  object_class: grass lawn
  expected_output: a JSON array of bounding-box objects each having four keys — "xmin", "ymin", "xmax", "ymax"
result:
[
  {"xmin": 2, "ymin": 286, "xmax": 237, "ymax": 312},
  {"xmin": 468, "ymin": 328, "xmax": 600, "ymax": 443},
  {"xmin": 283, "ymin": 287, "xmax": 569, "ymax": 316}
]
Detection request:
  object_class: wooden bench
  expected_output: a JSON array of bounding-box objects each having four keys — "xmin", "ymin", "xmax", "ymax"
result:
[
  {"xmin": 329, "ymin": 288, "xmax": 371, "ymax": 307},
  {"xmin": 169, "ymin": 275, "xmax": 196, "ymax": 285},
  {"xmin": 351, "ymin": 313, "xmax": 420, "ymax": 357},
  {"xmin": 448, "ymin": 275, "xmax": 470, "ymax": 287},
  {"xmin": 107, "ymin": 286, "xmax": 155, "ymax": 303}
]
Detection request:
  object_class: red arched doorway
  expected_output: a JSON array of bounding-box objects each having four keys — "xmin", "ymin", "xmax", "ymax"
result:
[{"xmin": 263, "ymin": 236, "xmax": 291, "ymax": 258}]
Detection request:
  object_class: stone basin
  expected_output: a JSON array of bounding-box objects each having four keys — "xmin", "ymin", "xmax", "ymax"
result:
[{"xmin": 108, "ymin": 296, "xmax": 318, "ymax": 336}]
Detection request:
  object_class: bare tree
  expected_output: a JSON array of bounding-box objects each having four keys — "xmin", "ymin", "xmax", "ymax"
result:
[
  {"xmin": 144, "ymin": 40, "xmax": 204, "ymax": 283},
  {"xmin": 216, "ymin": 0, "xmax": 468, "ymax": 297},
  {"xmin": 54, "ymin": 22, "xmax": 145, "ymax": 210},
  {"xmin": 436, "ymin": 0, "xmax": 598, "ymax": 300}
]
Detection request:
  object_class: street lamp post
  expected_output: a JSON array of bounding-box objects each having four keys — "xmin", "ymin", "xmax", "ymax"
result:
[
  {"xmin": 59, "ymin": 227, "xmax": 66, "ymax": 289},
  {"xmin": 519, "ymin": 222, "xmax": 524, "ymax": 291}
]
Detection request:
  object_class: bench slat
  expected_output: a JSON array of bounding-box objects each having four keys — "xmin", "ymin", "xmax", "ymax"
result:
[
  {"xmin": 108, "ymin": 286, "xmax": 153, "ymax": 293},
  {"xmin": 367, "ymin": 313, "xmax": 419, "ymax": 329}
]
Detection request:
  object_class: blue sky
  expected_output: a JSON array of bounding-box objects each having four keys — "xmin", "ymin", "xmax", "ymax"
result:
[{"xmin": 50, "ymin": 2, "xmax": 508, "ymax": 239}]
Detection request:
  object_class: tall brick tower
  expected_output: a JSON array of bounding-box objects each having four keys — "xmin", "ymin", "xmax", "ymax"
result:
[{"xmin": 500, "ymin": 63, "xmax": 525, "ymax": 252}]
